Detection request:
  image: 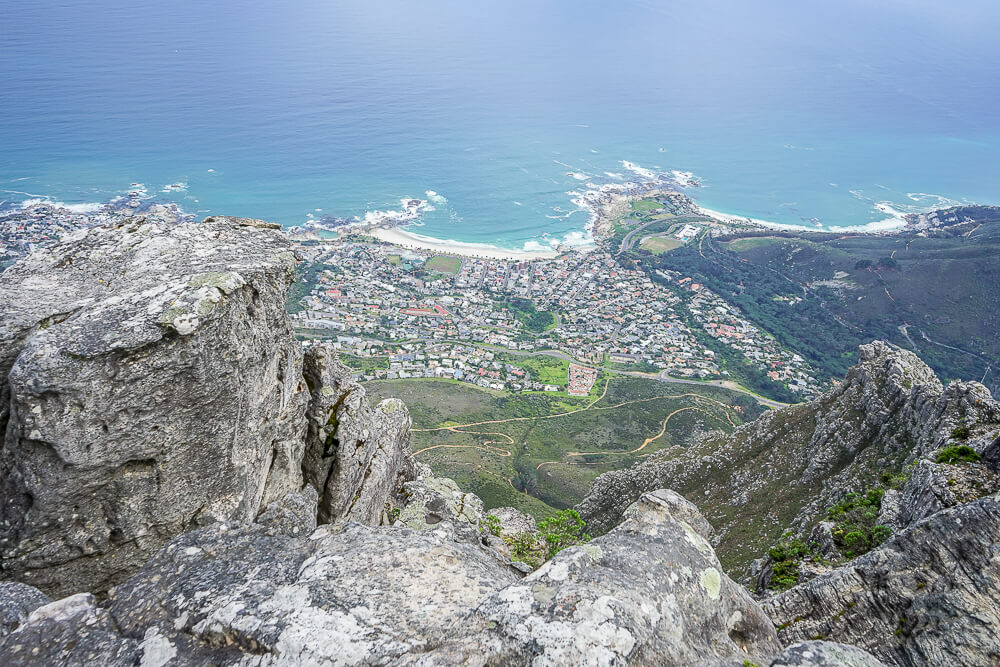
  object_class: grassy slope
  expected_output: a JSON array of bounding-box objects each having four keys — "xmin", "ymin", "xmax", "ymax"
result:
[
  {"xmin": 366, "ymin": 377, "xmax": 764, "ymax": 519},
  {"xmin": 717, "ymin": 213, "xmax": 1000, "ymax": 395}
]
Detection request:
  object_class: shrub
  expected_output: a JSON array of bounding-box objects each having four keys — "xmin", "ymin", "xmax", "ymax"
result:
[
  {"xmin": 482, "ymin": 514, "xmax": 502, "ymax": 537},
  {"xmin": 766, "ymin": 535, "xmax": 814, "ymax": 591},
  {"xmin": 538, "ymin": 509, "xmax": 591, "ymax": 559},
  {"xmin": 826, "ymin": 489, "xmax": 891, "ymax": 559},
  {"xmin": 935, "ymin": 445, "xmax": 982, "ymax": 465},
  {"xmin": 950, "ymin": 420, "xmax": 971, "ymax": 440}
]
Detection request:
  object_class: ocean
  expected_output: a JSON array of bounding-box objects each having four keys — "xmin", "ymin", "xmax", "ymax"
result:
[{"xmin": 2, "ymin": 0, "xmax": 999, "ymax": 251}]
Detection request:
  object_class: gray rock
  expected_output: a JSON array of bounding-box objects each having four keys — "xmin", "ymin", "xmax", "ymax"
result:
[
  {"xmin": 485, "ymin": 506, "xmax": 538, "ymax": 539},
  {"xmin": 808, "ymin": 521, "xmax": 842, "ymax": 562},
  {"xmin": 898, "ymin": 459, "xmax": 999, "ymax": 527},
  {"xmin": 0, "ymin": 217, "xmax": 308, "ymax": 596},
  {"xmin": 301, "ymin": 343, "xmax": 416, "ymax": 526},
  {"xmin": 762, "ymin": 496, "xmax": 1000, "ymax": 667},
  {"xmin": 577, "ymin": 341, "xmax": 1000, "ymax": 573},
  {"xmin": 982, "ymin": 433, "xmax": 1000, "ymax": 472},
  {"xmin": 422, "ymin": 490, "xmax": 781, "ymax": 666},
  {"xmin": 254, "ymin": 485, "xmax": 319, "ymax": 537},
  {"xmin": 0, "ymin": 582, "xmax": 50, "ymax": 638},
  {"xmin": 769, "ymin": 640, "xmax": 888, "ymax": 667},
  {"xmin": 107, "ymin": 519, "xmax": 520, "ymax": 665},
  {"xmin": 397, "ymin": 475, "xmax": 484, "ymax": 530},
  {"xmin": 0, "ymin": 592, "xmax": 140, "ymax": 666},
  {"xmin": 875, "ymin": 489, "xmax": 902, "ymax": 531},
  {"xmin": 644, "ymin": 487, "xmax": 715, "ymax": 539}
]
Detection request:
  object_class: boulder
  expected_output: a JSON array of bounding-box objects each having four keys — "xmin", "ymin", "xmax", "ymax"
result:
[
  {"xmin": 0, "ymin": 592, "xmax": 140, "ymax": 666},
  {"xmin": 422, "ymin": 490, "xmax": 781, "ymax": 665},
  {"xmin": 762, "ymin": 497, "xmax": 1000, "ymax": 666},
  {"xmin": 397, "ymin": 475, "xmax": 484, "ymax": 530},
  {"xmin": 485, "ymin": 506, "xmax": 538, "ymax": 539},
  {"xmin": 254, "ymin": 486, "xmax": 319, "ymax": 537},
  {"xmin": 0, "ymin": 582, "xmax": 50, "ymax": 639},
  {"xmin": 106, "ymin": 519, "xmax": 520, "ymax": 665},
  {"xmin": 0, "ymin": 217, "xmax": 308, "ymax": 596}
]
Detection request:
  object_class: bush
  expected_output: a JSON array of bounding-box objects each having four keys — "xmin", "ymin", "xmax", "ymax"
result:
[
  {"xmin": 538, "ymin": 509, "xmax": 591, "ymax": 559},
  {"xmin": 766, "ymin": 535, "xmax": 814, "ymax": 591},
  {"xmin": 497, "ymin": 509, "xmax": 591, "ymax": 570},
  {"xmin": 935, "ymin": 445, "xmax": 981, "ymax": 464},
  {"xmin": 826, "ymin": 489, "xmax": 891, "ymax": 558},
  {"xmin": 950, "ymin": 420, "xmax": 971, "ymax": 440}
]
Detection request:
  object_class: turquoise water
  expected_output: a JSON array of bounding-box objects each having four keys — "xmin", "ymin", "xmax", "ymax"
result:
[{"xmin": 2, "ymin": 0, "xmax": 999, "ymax": 249}]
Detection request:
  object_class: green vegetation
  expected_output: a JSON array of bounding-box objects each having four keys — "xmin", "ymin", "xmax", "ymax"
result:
[
  {"xmin": 496, "ymin": 352, "xmax": 568, "ymax": 386},
  {"xmin": 950, "ymin": 419, "xmax": 971, "ymax": 440},
  {"xmin": 762, "ymin": 481, "xmax": 899, "ymax": 591},
  {"xmin": 639, "ymin": 235, "xmax": 684, "ymax": 254},
  {"xmin": 424, "ymin": 255, "xmax": 462, "ymax": 273},
  {"xmin": 365, "ymin": 376, "xmax": 758, "ymax": 519},
  {"xmin": 767, "ymin": 535, "xmax": 814, "ymax": 591},
  {"xmin": 631, "ymin": 198, "xmax": 662, "ymax": 212},
  {"xmin": 935, "ymin": 445, "xmax": 982, "ymax": 465},
  {"xmin": 684, "ymin": 207, "xmax": 1000, "ymax": 398},
  {"xmin": 498, "ymin": 297, "xmax": 557, "ymax": 333},
  {"xmin": 482, "ymin": 509, "xmax": 591, "ymax": 569},
  {"xmin": 340, "ymin": 354, "xmax": 389, "ymax": 373},
  {"xmin": 537, "ymin": 508, "xmax": 591, "ymax": 558},
  {"xmin": 286, "ymin": 262, "xmax": 327, "ymax": 313},
  {"xmin": 826, "ymin": 489, "xmax": 892, "ymax": 559},
  {"xmin": 385, "ymin": 254, "xmax": 402, "ymax": 265}
]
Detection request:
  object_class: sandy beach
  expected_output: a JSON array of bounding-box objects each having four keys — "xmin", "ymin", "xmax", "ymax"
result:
[
  {"xmin": 370, "ymin": 226, "xmax": 560, "ymax": 261},
  {"xmin": 697, "ymin": 205, "xmax": 908, "ymax": 235}
]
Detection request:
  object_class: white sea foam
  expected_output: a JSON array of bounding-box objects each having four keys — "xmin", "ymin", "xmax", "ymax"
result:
[
  {"xmin": 19, "ymin": 198, "xmax": 104, "ymax": 214},
  {"xmin": 425, "ymin": 190, "xmax": 448, "ymax": 205},
  {"xmin": 621, "ymin": 160, "xmax": 656, "ymax": 179},
  {"xmin": 161, "ymin": 182, "xmax": 188, "ymax": 193},
  {"xmin": 568, "ymin": 172, "xmax": 590, "ymax": 181}
]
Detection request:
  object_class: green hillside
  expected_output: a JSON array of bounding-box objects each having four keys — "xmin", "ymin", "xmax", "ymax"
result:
[{"xmin": 366, "ymin": 376, "xmax": 765, "ymax": 518}]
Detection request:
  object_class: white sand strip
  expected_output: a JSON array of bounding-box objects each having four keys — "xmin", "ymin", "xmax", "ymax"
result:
[{"xmin": 369, "ymin": 226, "xmax": 559, "ymax": 261}]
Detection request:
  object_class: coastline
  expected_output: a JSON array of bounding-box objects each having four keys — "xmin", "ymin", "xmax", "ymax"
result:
[
  {"xmin": 369, "ymin": 226, "xmax": 560, "ymax": 261},
  {"xmin": 695, "ymin": 204, "xmax": 908, "ymax": 235}
]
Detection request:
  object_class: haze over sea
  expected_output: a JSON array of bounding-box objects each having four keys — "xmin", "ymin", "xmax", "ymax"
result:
[{"xmin": 3, "ymin": 0, "xmax": 1000, "ymax": 250}]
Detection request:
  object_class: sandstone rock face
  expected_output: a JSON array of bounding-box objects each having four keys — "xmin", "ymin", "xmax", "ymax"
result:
[
  {"xmin": 0, "ymin": 219, "xmax": 418, "ymax": 597},
  {"xmin": 0, "ymin": 488, "xmax": 790, "ymax": 666},
  {"xmin": 397, "ymin": 475, "xmax": 484, "ymax": 530},
  {"xmin": 769, "ymin": 640, "xmax": 888, "ymax": 667},
  {"xmin": 762, "ymin": 496, "xmax": 1000, "ymax": 667},
  {"xmin": 423, "ymin": 490, "xmax": 781, "ymax": 666},
  {"xmin": 897, "ymin": 459, "xmax": 999, "ymax": 527},
  {"xmin": 577, "ymin": 341, "xmax": 1000, "ymax": 571},
  {"xmin": 0, "ymin": 582, "xmax": 50, "ymax": 639},
  {"xmin": 0, "ymin": 592, "xmax": 141, "ymax": 666},
  {"xmin": 301, "ymin": 343, "xmax": 416, "ymax": 526},
  {"xmin": 0, "ymin": 217, "xmax": 309, "ymax": 596},
  {"xmin": 107, "ymin": 519, "xmax": 520, "ymax": 666}
]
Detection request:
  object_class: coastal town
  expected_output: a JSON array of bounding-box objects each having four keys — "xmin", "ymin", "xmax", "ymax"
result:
[
  {"xmin": 290, "ymin": 229, "xmax": 825, "ymax": 397},
  {"xmin": 3, "ymin": 193, "xmax": 826, "ymax": 398}
]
